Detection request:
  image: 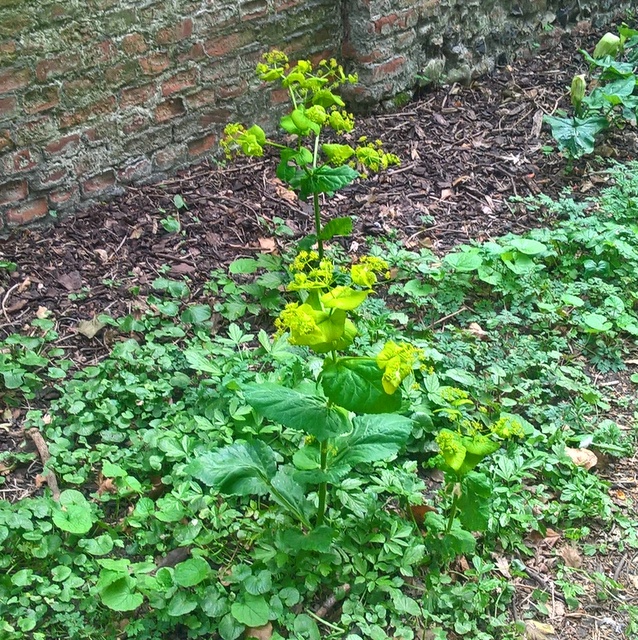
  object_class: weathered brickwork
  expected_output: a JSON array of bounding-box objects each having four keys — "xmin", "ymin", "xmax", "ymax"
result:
[{"xmin": 0, "ymin": 0, "xmax": 632, "ymax": 228}]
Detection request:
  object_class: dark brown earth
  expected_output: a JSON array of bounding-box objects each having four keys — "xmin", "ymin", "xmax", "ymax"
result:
[{"xmin": 1, "ymin": 23, "xmax": 637, "ymax": 640}]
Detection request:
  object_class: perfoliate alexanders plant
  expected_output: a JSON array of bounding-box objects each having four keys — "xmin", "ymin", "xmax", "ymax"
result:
[
  {"xmin": 188, "ymin": 249, "xmax": 421, "ymax": 538},
  {"xmin": 220, "ymin": 50, "xmax": 400, "ymax": 258}
]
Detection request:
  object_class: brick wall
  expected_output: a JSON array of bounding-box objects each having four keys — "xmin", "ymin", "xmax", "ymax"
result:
[{"xmin": 0, "ymin": 0, "xmax": 632, "ymax": 228}]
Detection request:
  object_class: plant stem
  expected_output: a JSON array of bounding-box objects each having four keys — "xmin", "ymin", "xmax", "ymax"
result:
[
  {"xmin": 445, "ymin": 486, "xmax": 460, "ymax": 534},
  {"xmin": 313, "ymin": 191, "xmax": 323, "ymax": 259},
  {"xmin": 316, "ymin": 440, "xmax": 329, "ymax": 526}
]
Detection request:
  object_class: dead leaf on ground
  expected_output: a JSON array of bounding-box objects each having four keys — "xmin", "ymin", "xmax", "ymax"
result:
[
  {"xmin": 559, "ymin": 545, "xmax": 582, "ymax": 568},
  {"xmin": 272, "ymin": 178, "xmax": 297, "ymax": 203},
  {"xmin": 169, "ymin": 263, "xmax": 196, "ymax": 275},
  {"xmin": 77, "ymin": 317, "xmax": 106, "ymax": 339},
  {"xmin": 467, "ymin": 322, "xmax": 488, "ymax": 339},
  {"xmin": 57, "ymin": 271, "xmax": 82, "ymax": 291},
  {"xmin": 36, "ymin": 306, "xmax": 50, "ymax": 319},
  {"xmin": 258, "ymin": 237, "xmax": 276, "ymax": 253},
  {"xmin": 94, "ymin": 249, "xmax": 109, "ymax": 263},
  {"xmin": 525, "ymin": 620, "xmax": 556, "ymax": 639},
  {"xmin": 440, "ymin": 188, "xmax": 454, "ymax": 200},
  {"xmin": 494, "ymin": 555, "xmax": 512, "ymax": 578},
  {"xmin": 565, "ymin": 447, "xmax": 598, "ymax": 470},
  {"xmin": 245, "ymin": 622, "xmax": 273, "ymax": 640}
]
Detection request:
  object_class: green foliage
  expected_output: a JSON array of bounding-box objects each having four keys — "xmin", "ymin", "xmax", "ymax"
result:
[{"xmin": 545, "ymin": 23, "xmax": 638, "ymax": 162}]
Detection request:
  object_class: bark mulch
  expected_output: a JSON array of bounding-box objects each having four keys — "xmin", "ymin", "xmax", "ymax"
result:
[{"xmin": 0, "ymin": 22, "xmax": 637, "ymax": 640}]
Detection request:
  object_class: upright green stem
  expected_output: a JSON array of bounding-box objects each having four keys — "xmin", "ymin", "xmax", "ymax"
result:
[
  {"xmin": 313, "ymin": 191, "xmax": 323, "ymax": 259},
  {"xmin": 316, "ymin": 440, "xmax": 329, "ymax": 527},
  {"xmin": 445, "ymin": 485, "xmax": 461, "ymax": 534}
]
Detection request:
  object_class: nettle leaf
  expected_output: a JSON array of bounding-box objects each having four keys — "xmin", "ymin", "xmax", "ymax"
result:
[
  {"xmin": 319, "ymin": 215, "xmax": 353, "ymax": 240},
  {"xmin": 231, "ymin": 594, "xmax": 270, "ymax": 627},
  {"xmin": 181, "ymin": 304, "xmax": 212, "ymax": 325},
  {"xmin": 51, "ymin": 489, "xmax": 94, "ymax": 535},
  {"xmin": 321, "ymin": 358, "xmax": 401, "ymax": 414},
  {"xmin": 334, "ymin": 413, "xmax": 413, "ymax": 466},
  {"xmin": 187, "ymin": 440, "xmax": 276, "ymax": 496},
  {"xmin": 457, "ymin": 471, "xmax": 492, "ymax": 532},
  {"xmin": 270, "ymin": 468, "xmax": 313, "ymax": 525},
  {"xmin": 228, "ymin": 258, "xmax": 259, "ymax": 274},
  {"xmin": 173, "ymin": 557, "xmax": 211, "ymax": 588},
  {"xmin": 243, "ymin": 382, "xmax": 350, "ymax": 441}
]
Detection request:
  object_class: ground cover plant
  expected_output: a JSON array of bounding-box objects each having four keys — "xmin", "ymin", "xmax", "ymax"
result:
[{"xmin": 2, "ymin": 47, "xmax": 638, "ymax": 640}]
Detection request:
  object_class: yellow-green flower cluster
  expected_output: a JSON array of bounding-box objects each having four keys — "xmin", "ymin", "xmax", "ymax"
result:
[
  {"xmin": 220, "ymin": 123, "xmax": 266, "ymax": 159},
  {"xmin": 355, "ymin": 139, "xmax": 401, "ymax": 172},
  {"xmin": 376, "ymin": 341, "xmax": 421, "ymax": 394},
  {"xmin": 490, "ymin": 415, "xmax": 525, "ymax": 439},
  {"xmin": 256, "ymin": 49, "xmax": 289, "ymax": 81},
  {"xmin": 288, "ymin": 253, "xmax": 334, "ymax": 291},
  {"xmin": 350, "ymin": 256, "xmax": 390, "ymax": 288},
  {"xmin": 328, "ymin": 110, "xmax": 355, "ymax": 133}
]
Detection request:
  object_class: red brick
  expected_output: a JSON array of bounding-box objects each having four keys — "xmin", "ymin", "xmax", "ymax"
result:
[
  {"xmin": 11, "ymin": 148, "xmax": 39, "ymax": 172},
  {"xmin": 200, "ymin": 108, "xmax": 231, "ymax": 128},
  {"xmin": 161, "ymin": 69, "xmax": 198, "ymax": 96},
  {"xmin": 35, "ymin": 55, "xmax": 74, "ymax": 82},
  {"xmin": 122, "ymin": 112, "xmax": 150, "ymax": 135},
  {"xmin": 153, "ymin": 144, "xmax": 186, "ymax": 171},
  {"xmin": 204, "ymin": 32, "xmax": 252, "ymax": 57},
  {"xmin": 0, "ymin": 67, "xmax": 30, "ymax": 92},
  {"xmin": 81, "ymin": 170, "xmax": 116, "ymax": 195},
  {"xmin": 0, "ymin": 95, "xmax": 17, "ymax": 117},
  {"xmin": 217, "ymin": 80, "xmax": 247, "ymax": 100},
  {"xmin": 7, "ymin": 198, "xmax": 49, "ymax": 225},
  {"xmin": 0, "ymin": 179, "xmax": 28, "ymax": 206},
  {"xmin": 139, "ymin": 53, "xmax": 170, "ymax": 75},
  {"xmin": 37, "ymin": 166, "xmax": 68, "ymax": 187},
  {"xmin": 59, "ymin": 96, "xmax": 117, "ymax": 129},
  {"xmin": 188, "ymin": 133, "xmax": 216, "ymax": 158},
  {"xmin": 122, "ymin": 33, "xmax": 147, "ymax": 55},
  {"xmin": 117, "ymin": 157, "xmax": 152, "ymax": 183},
  {"xmin": 275, "ymin": 0, "xmax": 303, "ymax": 10},
  {"xmin": 371, "ymin": 55, "xmax": 407, "ymax": 80},
  {"xmin": 45, "ymin": 133, "xmax": 81, "ymax": 156},
  {"xmin": 186, "ymin": 88, "xmax": 217, "ymax": 109},
  {"xmin": 0, "ymin": 129, "xmax": 13, "ymax": 153},
  {"xmin": 178, "ymin": 42, "xmax": 206, "ymax": 63},
  {"xmin": 23, "ymin": 86, "xmax": 60, "ymax": 114},
  {"xmin": 154, "ymin": 97, "xmax": 186, "ymax": 123},
  {"xmin": 49, "ymin": 185, "xmax": 79, "ymax": 207},
  {"xmin": 120, "ymin": 83, "xmax": 155, "ymax": 108},
  {"xmin": 155, "ymin": 18, "xmax": 193, "ymax": 45}
]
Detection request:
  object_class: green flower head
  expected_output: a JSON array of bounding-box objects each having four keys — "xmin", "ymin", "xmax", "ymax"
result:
[{"xmin": 376, "ymin": 341, "xmax": 420, "ymax": 394}]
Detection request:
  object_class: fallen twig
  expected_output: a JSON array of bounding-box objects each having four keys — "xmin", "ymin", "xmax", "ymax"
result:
[{"xmin": 27, "ymin": 428, "xmax": 61, "ymax": 501}]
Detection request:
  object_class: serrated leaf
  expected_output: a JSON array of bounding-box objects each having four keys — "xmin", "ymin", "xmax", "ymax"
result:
[
  {"xmin": 181, "ymin": 304, "xmax": 212, "ymax": 324},
  {"xmin": 231, "ymin": 594, "xmax": 270, "ymax": 627},
  {"xmin": 243, "ymin": 382, "xmax": 350, "ymax": 441},
  {"xmin": 281, "ymin": 525, "xmax": 335, "ymax": 552},
  {"xmin": 187, "ymin": 441, "xmax": 276, "ymax": 495},
  {"xmin": 333, "ymin": 413, "xmax": 413, "ymax": 466},
  {"xmin": 290, "ymin": 164, "xmax": 359, "ymax": 200},
  {"xmin": 229, "ymin": 258, "xmax": 259, "ymax": 275},
  {"xmin": 321, "ymin": 358, "xmax": 401, "ymax": 414},
  {"xmin": 173, "ymin": 557, "xmax": 211, "ymax": 587}
]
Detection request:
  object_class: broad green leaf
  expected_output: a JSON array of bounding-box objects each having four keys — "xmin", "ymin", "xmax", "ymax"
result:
[
  {"xmin": 561, "ymin": 293, "xmax": 585, "ymax": 307},
  {"xmin": 319, "ymin": 215, "xmax": 353, "ymax": 240},
  {"xmin": 243, "ymin": 383, "xmax": 350, "ymax": 440},
  {"xmin": 78, "ymin": 534, "xmax": 114, "ymax": 556},
  {"xmin": 321, "ymin": 286, "xmax": 368, "ymax": 310},
  {"xmin": 443, "ymin": 250, "xmax": 483, "ymax": 272},
  {"xmin": 183, "ymin": 348, "xmax": 222, "ymax": 375},
  {"xmin": 244, "ymin": 570, "xmax": 272, "ymax": 596},
  {"xmin": 581, "ymin": 312, "xmax": 613, "ymax": 333},
  {"xmin": 219, "ymin": 613, "xmax": 244, "ymax": 640},
  {"xmin": 508, "ymin": 237, "xmax": 547, "ymax": 255},
  {"xmin": 3, "ymin": 370, "xmax": 23, "ymax": 389},
  {"xmin": 544, "ymin": 114, "xmax": 609, "ymax": 159},
  {"xmin": 321, "ymin": 358, "xmax": 401, "ymax": 414},
  {"xmin": 231, "ymin": 594, "xmax": 270, "ymax": 627},
  {"xmin": 181, "ymin": 304, "xmax": 212, "ymax": 324},
  {"xmin": 99, "ymin": 576, "xmax": 144, "ymax": 612},
  {"xmin": 270, "ymin": 469, "xmax": 312, "ymax": 526},
  {"xmin": 51, "ymin": 490, "xmax": 94, "ymax": 535},
  {"xmin": 167, "ymin": 590, "xmax": 198, "ymax": 616},
  {"xmin": 101, "ymin": 460, "xmax": 126, "ymax": 477},
  {"xmin": 290, "ymin": 164, "xmax": 359, "ymax": 200},
  {"xmin": 457, "ymin": 472, "xmax": 492, "ymax": 531},
  {"xmin": 281, "ymin": 525, "xmax": 335, "ymax": 552},
  {"xmin": 174, "ymin": 557, "xmax": 211, "ymax": 587},
  {"xmin": 228, "ymin": 258, "xmax": 259, "ymax": 274},
  {"xmin": 187, "ymin": 440, "xmax": 276, "ymax": 496},
  {"xmin": 334, "ymin": 413, "xmax": 413, "ymax": 466}
]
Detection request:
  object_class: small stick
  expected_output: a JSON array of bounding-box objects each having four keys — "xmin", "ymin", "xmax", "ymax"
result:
[
  {"xmin": 1, "ymin": 282, "xmax": 21, "ymax": 324},
  {"xmin": 315, "ymin": 583, "xmax": 351, "ymax": 619},
  {"xmin": 27, "ymin": 428, "xmax": 61, "ymax": 501}
]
